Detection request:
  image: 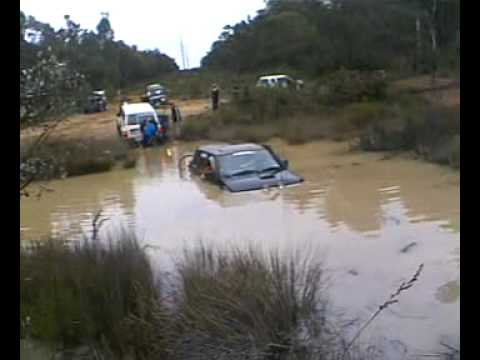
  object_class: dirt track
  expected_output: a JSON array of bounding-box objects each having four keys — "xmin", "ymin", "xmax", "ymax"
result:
[{"xmin": 20, "ymin": 97, "xmax": 211, "ymax": 143}]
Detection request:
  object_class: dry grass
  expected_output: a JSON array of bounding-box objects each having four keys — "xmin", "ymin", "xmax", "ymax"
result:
[{"xmin": 166, "ymin": 245, "xmax": 327, "ymax": 360}]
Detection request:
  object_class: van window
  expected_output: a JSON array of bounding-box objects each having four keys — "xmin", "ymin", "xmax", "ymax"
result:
[
  {"xmin": 260, "ymin": 79, "xmax": 269, "ymax": 87},
  {"xmin": 127, "ymin": 112, "xmax": 156, "ymax": 126},
  {"xmin": 278, "ymin": 78, "xmax": 289, "ymax": 87}
]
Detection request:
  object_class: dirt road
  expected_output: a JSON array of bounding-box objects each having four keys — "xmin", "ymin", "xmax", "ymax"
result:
[{"xmin": 21, "ymin": 97, "xmax": 211, "ymax": 143}]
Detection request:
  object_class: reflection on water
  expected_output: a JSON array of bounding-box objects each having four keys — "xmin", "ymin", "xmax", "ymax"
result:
[{"xmin": 20, "ymin": 140, "xmax": 459, "ymax": 354}]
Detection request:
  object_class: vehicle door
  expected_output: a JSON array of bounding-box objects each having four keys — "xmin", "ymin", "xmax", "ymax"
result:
[{"xmin": 192, "ymin": 151, "xmax": 218, "ymax": 182}]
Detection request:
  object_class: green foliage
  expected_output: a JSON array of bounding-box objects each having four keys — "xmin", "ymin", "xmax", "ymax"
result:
[
  {"xmin": 96, "ymin": 14, "xmax": 114, "ymax": 41},
  {"xmin": 20, "ymin": 232, "xmax": 159, "ymax": 355},
  {"xmin": 20, "ymin": 12, "xmax": 178, "ymax": 101},
  {"xmin": 181, "ymin": 116, "xmax": 214, "ymax": 140},
  {"xmin": 359, "ymin": 101, "xmax": 460, "ymax": 168},
  {"xmin": 323, "ymin": 69, "xmax": 387, "ymax": 105},
  {"xmin": 340, "ymin": 102, "xmax": 387, "ymax": 130},
  {"xmin": 64, "ymin": 157, "xmax": 114, "ymax": 177},
  {"xmin": 20, "ymin": 138, "xmax": 129, "ymax": 181},
  {"xmin": 202, "ymin": 0, "xmax": 459, "ymax": 76}
]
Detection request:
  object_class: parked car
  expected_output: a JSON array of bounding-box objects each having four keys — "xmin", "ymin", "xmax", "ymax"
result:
[
  {"xmin": 256, "ymin": 75, "xmax": 303, "ymax": 90},
  {"xmin": 188, "ymin": 143, "xmax": 304, "ymax": 192},
  {"xmin": 84, "ymin": 90, "xmax": 107, "ymax": 113},
  {"xmin": 141, "ymin": 84, "xmax": 168, "ymax": 107},
  {"xmin": 116, "ymin": 102, "xmax": 166, "ymax": 146}
]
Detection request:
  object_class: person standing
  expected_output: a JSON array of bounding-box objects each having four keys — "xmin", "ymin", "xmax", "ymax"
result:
[
  {"xmin": 211, "ymin": 83, "xmax": 220, "ymax": 111},
  {"xmin": 171, "ymin": 103, "xmax": 183, "ymax": 138},
  {"xmin": 142, "ymin": 119, "xmax": 158, "ymax": 147}
]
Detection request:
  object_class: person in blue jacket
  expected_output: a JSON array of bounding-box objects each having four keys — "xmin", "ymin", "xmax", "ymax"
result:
[{"xmin": 142, "ymin": 119, "xmax": 158, "ymax": 147}]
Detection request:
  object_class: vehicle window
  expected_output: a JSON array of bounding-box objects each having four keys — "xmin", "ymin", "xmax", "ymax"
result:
[
  {"xmin": 126, "ymin": 115, "xmax": 139, "ymax": 125},
  {"xmin": 218, "ymin": 150, "xmax": 280, "ymax": 177},
  {"xmin": 148, "ymin": 85, "xmax": 163, "ymax": 92},
  {"xmin": 195, "ymin": 152, "xmax": 214, "ymax": 172},
  {"xmin": 127, "ymin": 112, "xmax": 156, "ymax": 125}
]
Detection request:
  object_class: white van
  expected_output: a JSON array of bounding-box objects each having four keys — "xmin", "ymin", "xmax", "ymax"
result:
[
  {"xmin": 256, "ymin": 74, "xmax": 303, "ymax": 90},
  {"xmin": 116, "ymin": 102, "xmax": 162, "ymax": 144}
]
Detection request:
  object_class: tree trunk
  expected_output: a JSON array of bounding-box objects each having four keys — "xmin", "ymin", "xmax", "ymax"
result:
[
  {"xmin": 430, "ymin": 0, "xmax": 438, "ymax": 84},
  {"xmin": 415, "ymin": 14, "xmax": 421, "ymax": 73}
]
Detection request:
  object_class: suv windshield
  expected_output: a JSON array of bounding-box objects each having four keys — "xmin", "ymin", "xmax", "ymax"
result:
[
  {"xmin": 147, "ymin": 86, "xmax": 163, "ymax": 92},
  {"xmin": 127, "ymin": 113, "xmax": 156, "ymax": 126},
  {"xmin": 218, "ymin": 150, "xmax": 281, "ymax": 177}
]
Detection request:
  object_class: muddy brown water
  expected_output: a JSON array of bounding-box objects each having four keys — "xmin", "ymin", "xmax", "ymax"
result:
[{"xmin": 20, "ymin": 139, "xmax": 459, "ymax": 356}]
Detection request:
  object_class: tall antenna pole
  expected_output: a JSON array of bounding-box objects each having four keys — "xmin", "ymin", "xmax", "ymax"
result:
[
  {"xmin": 185, "ymin": 44, "xmax": 190, "ymax": 69},
  {"xmin": 180, "ymin": 38, "xmax": 186, "ymax": 70}
]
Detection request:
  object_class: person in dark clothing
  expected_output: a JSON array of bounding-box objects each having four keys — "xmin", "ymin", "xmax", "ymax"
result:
[
  {"xmin": 211, "ymin": 83, "xmax": 220, "ymax": 111},
  {"xmin": 170, "ymin": 103, "xmax": 181, "ymax": 123},
  {"xmin": 170, "ymin": 103, "xmax": 183, "ymax": 138}
]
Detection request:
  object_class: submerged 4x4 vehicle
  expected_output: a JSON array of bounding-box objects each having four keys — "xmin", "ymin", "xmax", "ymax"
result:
[
  {"xmin": 142, "ymin": 84, "xmax": 168, "ymax": 107},
  {"xmin": 84, "ymin": 90, "xmax": 107, "ymax": 113},
  {"xmin": 182, "ymin": 143, "xmax": 304, "ymax": 192}
]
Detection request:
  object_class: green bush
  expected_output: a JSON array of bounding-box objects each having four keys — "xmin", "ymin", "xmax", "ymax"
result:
[
  {"xmin": 359, "ymin": 103, "xmax": 460, "ymax": 169},
  {"xmin": 323, "ymin": 69, "xmax": 387, "ymax": 105},
  {"xmin": 341, "ymin": 102, "xmax": 386, "ymax": 130},
  {"xmin": 21, "ymin": 138, "xmax": 130, "ymax": 180},
  {"xmin": 20, "ymin": 232, "xmax": 160, "ymax": 356},
  {"xmin": 179, "ymin": 117, "xmax": 213, "ymax": 140},
  {"xmin": 65, "ymin": 157, "xmax": 114, "ymax": 177}
]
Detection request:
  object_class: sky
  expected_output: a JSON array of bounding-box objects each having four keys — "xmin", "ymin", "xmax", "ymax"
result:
[{"xmin": 20, "ymin": 0, "xmax": 267, "ymax": 69}]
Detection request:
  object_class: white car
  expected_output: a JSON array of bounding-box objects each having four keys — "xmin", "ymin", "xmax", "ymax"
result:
[
  {"xmin": 116, "ymin": 102, "xmax": 163, "ymax": 144},
  {"xmin": 256, "ymin": 74, "xmax": 303, "ymax": 90}
]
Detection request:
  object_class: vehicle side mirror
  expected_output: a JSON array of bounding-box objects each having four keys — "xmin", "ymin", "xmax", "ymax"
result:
[{"xmin": 282, "ymin": 159, "xmax": 289, "ymax": 169}]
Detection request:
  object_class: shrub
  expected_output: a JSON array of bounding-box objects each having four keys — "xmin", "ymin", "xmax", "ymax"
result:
[
  {"xmin": 64, "ymin": 157, "xmax": 113, "ymax": 177},
  {"xmin": 180, "ymin": 117, "xmax": 214, "ymax": 140},
  {"xmin": 20, "ymin": 232, "xmax": 162, "ymax": 357},
  {"xmin": 323, "ymin": 69, "xmax": 387, "ymax": 105},
  {"xmin": 168, "ymin": 246, "xmax": 327, "ymax": 360},
  {"xmin": 20, "ymin": 137, "xmax": 130, "ymax": 180},
  {"xmin": 359, "ymin": 103, "xmax": 460, "ymax": 169},
  {"xmin": 341, "ymin": 102, "xmax": 386, "ymax": 130}
]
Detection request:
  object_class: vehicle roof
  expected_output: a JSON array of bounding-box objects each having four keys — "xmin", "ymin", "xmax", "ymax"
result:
[
  {"xmin": 198, "ymin": 143, "xmax": 265, "ymax": 156},
  {"xmin": 122, "ymin": 102, "xmax": 155, "ymax": 115},
  {"xmin": 258, "ymin": 75, "xmax": 291, "ymax": 80},
  {"xmin": 147, "ymin": 84, "xmax": 164, "ymax": 89}
]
